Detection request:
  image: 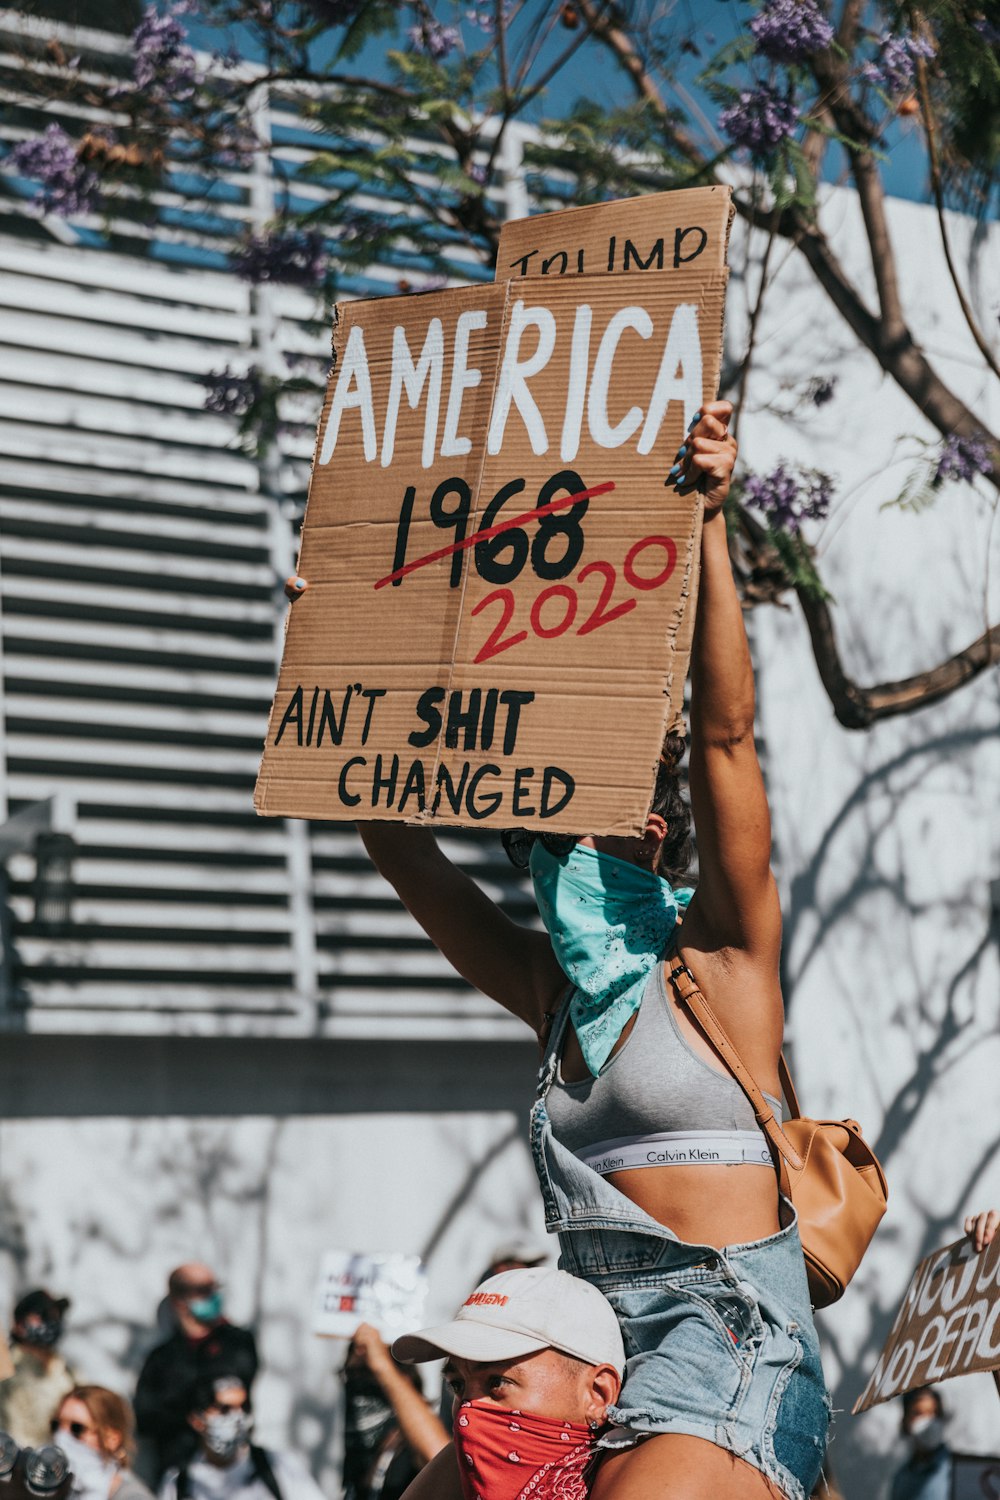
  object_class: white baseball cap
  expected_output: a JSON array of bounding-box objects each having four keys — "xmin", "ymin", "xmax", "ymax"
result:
[{"xmin": 391, "ymin": 1267, "xmax": 625, "ymax": 1371}]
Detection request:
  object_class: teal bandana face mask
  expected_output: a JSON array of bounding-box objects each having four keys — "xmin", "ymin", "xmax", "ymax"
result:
[
  {"xmin": 188, "ymin": 1290, "xmax": 224, "ymax": 1324},
  {"xmin": 529, "ymin": 841, "xmax": 693, "ymax": 1076}
]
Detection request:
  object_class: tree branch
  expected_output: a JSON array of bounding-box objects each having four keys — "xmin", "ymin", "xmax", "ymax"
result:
[
  {"xmin": 914, "ymin": 50, "xmax": 1000, "ymax": 383},
  {"xmin": 738, "ymin": 507, "xmax": 1000, "ymax": 727},
  {"xmin": 577, "ymin": 1, "xmax": 1000, "ymax": 724},
  {"xmin": 580, "ymin": 0, "xmax": 998, "ymax": 466},
  {"xmin": 808, "ymin": 46, "xmax": 909, "ymax": 344},
  {"xmin": 797, "ymin": 589, "xmax": 1000, "ymax": 727}
]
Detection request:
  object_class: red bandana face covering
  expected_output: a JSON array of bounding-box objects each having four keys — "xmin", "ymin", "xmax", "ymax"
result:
[{"xmin": 453, "ymin": 1400, "xmax": 596, "ymax": 1500}]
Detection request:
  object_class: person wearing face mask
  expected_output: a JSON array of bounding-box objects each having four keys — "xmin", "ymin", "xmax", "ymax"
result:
[
  {"xmin": 341, "ymin": 1325, "xmax": 449, "ymax": 1500},
  {"xmin": 886, "ymin": 1211, "xmax": 998, "ymax": 1500},
  {"xmin": 50, "ymin": 1387, "xmax": 153, "ymax": 1500},
  {"xmin": 357, "ymin": 401, "xmax": 831, "ymax": 1500},
  {"xmin": 156, "ymin": 1378, "xmax": 323, "ymax": 1500},
  {"xmin": 0, "ymin": 1293, "xmax": 77, "ymax": 1448},
  {"xmin": 889, "ymin": 1388, "xmax": 950, "ymax": 1500},
  {"xmin": 134, "ymin": 1268, "xmax": 257, "ymax": 1482},
  {"xmin": 389, "ymin": 1265, "xmax": 624, "ymax": 1500}
]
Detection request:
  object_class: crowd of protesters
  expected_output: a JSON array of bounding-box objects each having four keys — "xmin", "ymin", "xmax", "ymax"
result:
[
  {"xmin": 0, "ymin": 1252, "xmax": 977, "ymax": 1500},
  {"xmin": 0, "ymin": 1243, "xmax": 554, "ymax": 1500},
  {"xmin": 0, "ymin": 1266, "xmax": 328, "ymax": 1500}
]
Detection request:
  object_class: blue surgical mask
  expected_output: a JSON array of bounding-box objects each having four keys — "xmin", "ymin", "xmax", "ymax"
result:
[
  {"xmin": 187, "ymin": 1291, "xmax": 223, "ymax": 1324},
  {"xmin": 530, "ymin": 841, "xmax": 693, "ymax": 1075}
]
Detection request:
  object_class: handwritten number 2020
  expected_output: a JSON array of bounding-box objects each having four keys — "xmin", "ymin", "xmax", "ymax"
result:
[{"xmin": 472, "ymin": 535, "xmax": 678, "ymax": 665}]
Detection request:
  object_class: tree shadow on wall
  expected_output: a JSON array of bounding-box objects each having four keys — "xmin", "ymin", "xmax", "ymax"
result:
[{"xmin": 778, "ymin": 702, "xmax": 1000, "ymax": 1496}]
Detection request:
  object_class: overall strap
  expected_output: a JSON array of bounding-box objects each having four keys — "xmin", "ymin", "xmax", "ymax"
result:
[
  {"xmin": 250, "ymin": 1446, "xmax": 283, "ymax": 1500},
  {"xmin": 665, "ymin": 957, "xmax": 804, "ymax": 1178},
  {"xmin": 536, "ymin": 984, "xmax": 574, "ymax": 1094}
]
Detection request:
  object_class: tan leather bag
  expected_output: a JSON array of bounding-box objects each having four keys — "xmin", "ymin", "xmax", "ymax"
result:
[{"xmin": 666, "ymin": 957, "xmax": 888, "ymax": 1309}]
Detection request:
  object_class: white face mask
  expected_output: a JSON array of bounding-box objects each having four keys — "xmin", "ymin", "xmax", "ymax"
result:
[
  {"xmin": 202, "ymin": 1411, "xmax": 252, "ymax": 1463},
  {"xmin": 907, "ymin": 1415, "xmax": 945, "ymax": 1453},
  {"xmin": 56, "ymin": 1433, "xmax": 116, "ymax": 1500}
]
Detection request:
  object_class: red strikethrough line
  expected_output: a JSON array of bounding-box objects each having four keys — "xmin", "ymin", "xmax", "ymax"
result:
[{"xmin": 373, "ymin": 480, "xmax": 616, "ymax": 589}]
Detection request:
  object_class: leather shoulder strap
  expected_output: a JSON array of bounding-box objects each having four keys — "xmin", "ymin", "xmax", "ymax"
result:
[
  {"xmin": 778, "ymin": 1054, "xmax": 802, "ymax": 1119},
  {"xmin": 665, "ymin": 957, "xmax": 804, "ymax": 1174}
]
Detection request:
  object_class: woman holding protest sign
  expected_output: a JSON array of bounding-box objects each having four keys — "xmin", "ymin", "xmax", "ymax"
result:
[{"xmin": 354, "ymin": 399, "xmax": 827, "ymax": 1500}]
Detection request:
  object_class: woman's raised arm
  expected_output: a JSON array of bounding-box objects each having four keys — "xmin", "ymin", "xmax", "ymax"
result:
[
  {"xmin": 679, "ymin": 402, "xmax": 781, "ymax": 962},
  {"xmin": 358, "ymin": 821, "xmax": 565, "ymax": 1030}
]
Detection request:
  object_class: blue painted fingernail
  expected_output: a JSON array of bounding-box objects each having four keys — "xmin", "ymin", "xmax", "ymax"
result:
[
  {"xmin": 667, "ymin": 464, "xmax": 680, "ymax": 481},
  {"xmin": 688, "ymin": 411, "xmax": 702, "ymax": 429},
  {"xmin": 675, "ymin": 444, "xmax": 688, "ymax": 461}
]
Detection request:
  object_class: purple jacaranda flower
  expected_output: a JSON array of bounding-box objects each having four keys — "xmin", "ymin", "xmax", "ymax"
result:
[
  {"xmin": 720, "ymin": 82, "xmax": 799, "ymax": 158},
  {"xmin": 467, "ymin": 161, "xmax": 488, "ymax": 185},
  {"xmin": 465, "ymin": 4, "xmax": 497, "ymax": 32},
  {"xmin": 743, "ymin": 462, "xmax": 833, "ymax": 534},
  {"xmin": 807, "ymin": 375, "xmax": 837, "ymax": 406},
  {"xmin": 200, "ymin": 365, "xmax": 263, "ymax": 417},
  {"xmin": 407, "ymin": 21, "xmax": 461, "ymax": 59},
  {"xmin": 861, "ymin": 32, "xmax": 936, "ymax": 92},
  {"xmin": 749, "ymin": 0, "xmax": 834, "ymax": 64},
  {"xmin": 932, "ymin": 433, "xmax": 993, "ymax": 487},
  {"xmin": 125, "ymin": 2, "xmax": 199, "ymax": 100},
  {"xmin": 8, "ymin": 124, "xmax": 101, "ymax": 216},
  {"xmin": 231, "ymin": 228, "xmax": 327, "ymax": 286}
]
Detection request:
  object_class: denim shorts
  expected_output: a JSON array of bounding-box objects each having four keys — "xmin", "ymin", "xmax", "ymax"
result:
[{"xmin": 530, "ymin": 998, "xmax": 830, "ymax": 1500}]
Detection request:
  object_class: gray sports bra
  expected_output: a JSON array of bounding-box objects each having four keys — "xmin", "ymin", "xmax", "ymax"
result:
[{"xmin": 546, "ymin": 963, "xmax": 782, "ymax": 1172}]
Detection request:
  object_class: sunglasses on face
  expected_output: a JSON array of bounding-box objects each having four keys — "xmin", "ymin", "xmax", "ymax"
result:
[{"xmin": 51, "ymin": 1421, "xmax": 93, "ymax": 1440}]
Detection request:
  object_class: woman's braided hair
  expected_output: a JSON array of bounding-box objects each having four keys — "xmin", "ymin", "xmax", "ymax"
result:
[
  {"xmin": 500, "ymin": 729, "xmax": 694, "ymax": 883},
  {"xmin": 652, "ymin": 728, "xmax": 694, "ymax": 885}
]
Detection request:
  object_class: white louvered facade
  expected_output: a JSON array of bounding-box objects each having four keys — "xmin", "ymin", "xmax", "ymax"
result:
[{"xmin": 0, "ymin": 12, "xmax": 544, "ymax": 1038}]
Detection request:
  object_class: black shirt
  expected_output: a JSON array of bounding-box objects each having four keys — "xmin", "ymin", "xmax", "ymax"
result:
[{"xmin": 134, "ymin": 1323, "xmax": 258, "ymax": 1480}]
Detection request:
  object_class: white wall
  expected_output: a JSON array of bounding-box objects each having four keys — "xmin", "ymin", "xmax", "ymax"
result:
[
  {"xmin": 736, "ymin": 189, "xmax": 1000, "ymax": 1496},
  {"xmin": 0, "ymin": 1036, "xmax": 546, "ymax": 1494}
]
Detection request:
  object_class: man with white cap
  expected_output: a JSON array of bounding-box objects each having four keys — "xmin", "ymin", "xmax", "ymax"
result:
[{"xmin": 390, "ymin": 1267, "xmax": 625, "ymax": 1500}]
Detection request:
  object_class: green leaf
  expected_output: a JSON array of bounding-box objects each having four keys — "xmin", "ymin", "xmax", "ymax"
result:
[
  {"xmin": 880, "ymin": 462, "xmax": 939, "ymax": 515},
  {"xmin": 767, "ymin": 527, "xmax": 834, "ymax": 602}
]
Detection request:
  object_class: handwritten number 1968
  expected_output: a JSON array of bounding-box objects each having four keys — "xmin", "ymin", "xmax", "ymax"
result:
[
  {"xmin": 471, "ymin": 535, "xmax": 677, "ymax": 664},
  {"xmin": 391, "ymin": 470, "xmax": 589, "ymax": 588}
]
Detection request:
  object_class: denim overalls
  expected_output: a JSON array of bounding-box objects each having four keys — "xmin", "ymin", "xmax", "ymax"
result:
[{"xmin": 530, "ymin": 993, "xmax": 831, "ymax": 1500}]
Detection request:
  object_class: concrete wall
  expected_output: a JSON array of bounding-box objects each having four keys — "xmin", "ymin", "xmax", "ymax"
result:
[
  {"xmin": 740, "ymin": 189, "xmax": 1000, "ymax": 1495},
  {"xmin": 0, "ymin": 1034, "xmax": 544, "ymax": 1493}
]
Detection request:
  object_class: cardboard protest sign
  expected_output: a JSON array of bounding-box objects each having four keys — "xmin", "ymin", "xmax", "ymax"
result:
[
  {"xmin": 854, "ymin": 1233, "xmax": 1000, "ymax": 1413},
  {"xmin": 255, "ymin": 187, "xmax": 733, "ymax": 833},
  {"xmin": 952, "ymin": 1455, "xmax": 1000, "ymax": 1500},
  {"xmin": 496, "ymin": 185, "xmax": 732, "ymax": 283},
  {"xmin": 311, "ymin": 1249, "xmax": 427, "ymax": 1340}
]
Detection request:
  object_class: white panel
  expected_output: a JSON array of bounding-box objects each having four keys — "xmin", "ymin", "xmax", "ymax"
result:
[{"xmin": 0, "ymin": 457, "xmax": 263, "ymax": 513}]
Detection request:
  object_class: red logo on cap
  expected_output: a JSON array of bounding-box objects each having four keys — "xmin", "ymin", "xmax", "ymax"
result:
[{"xmin": 464, "ymin": 1292, "xmax": 509, "ymax": 1307}]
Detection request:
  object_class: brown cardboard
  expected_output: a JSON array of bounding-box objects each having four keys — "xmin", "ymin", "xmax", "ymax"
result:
[
  {"xmin": 853, "ymin": 1233, "xmax": 1000, "ymax": 1414},
  {"xmin": 255, "ymin": 187, "xmax": 732, "ymax": 832},
  {"xmin": 497, "ymin": 185, "xmax": 735, "ymax": 283},
  {"xmin": 0, "ymin": 1331, "xmax": 12, "ymax": 1383}
]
